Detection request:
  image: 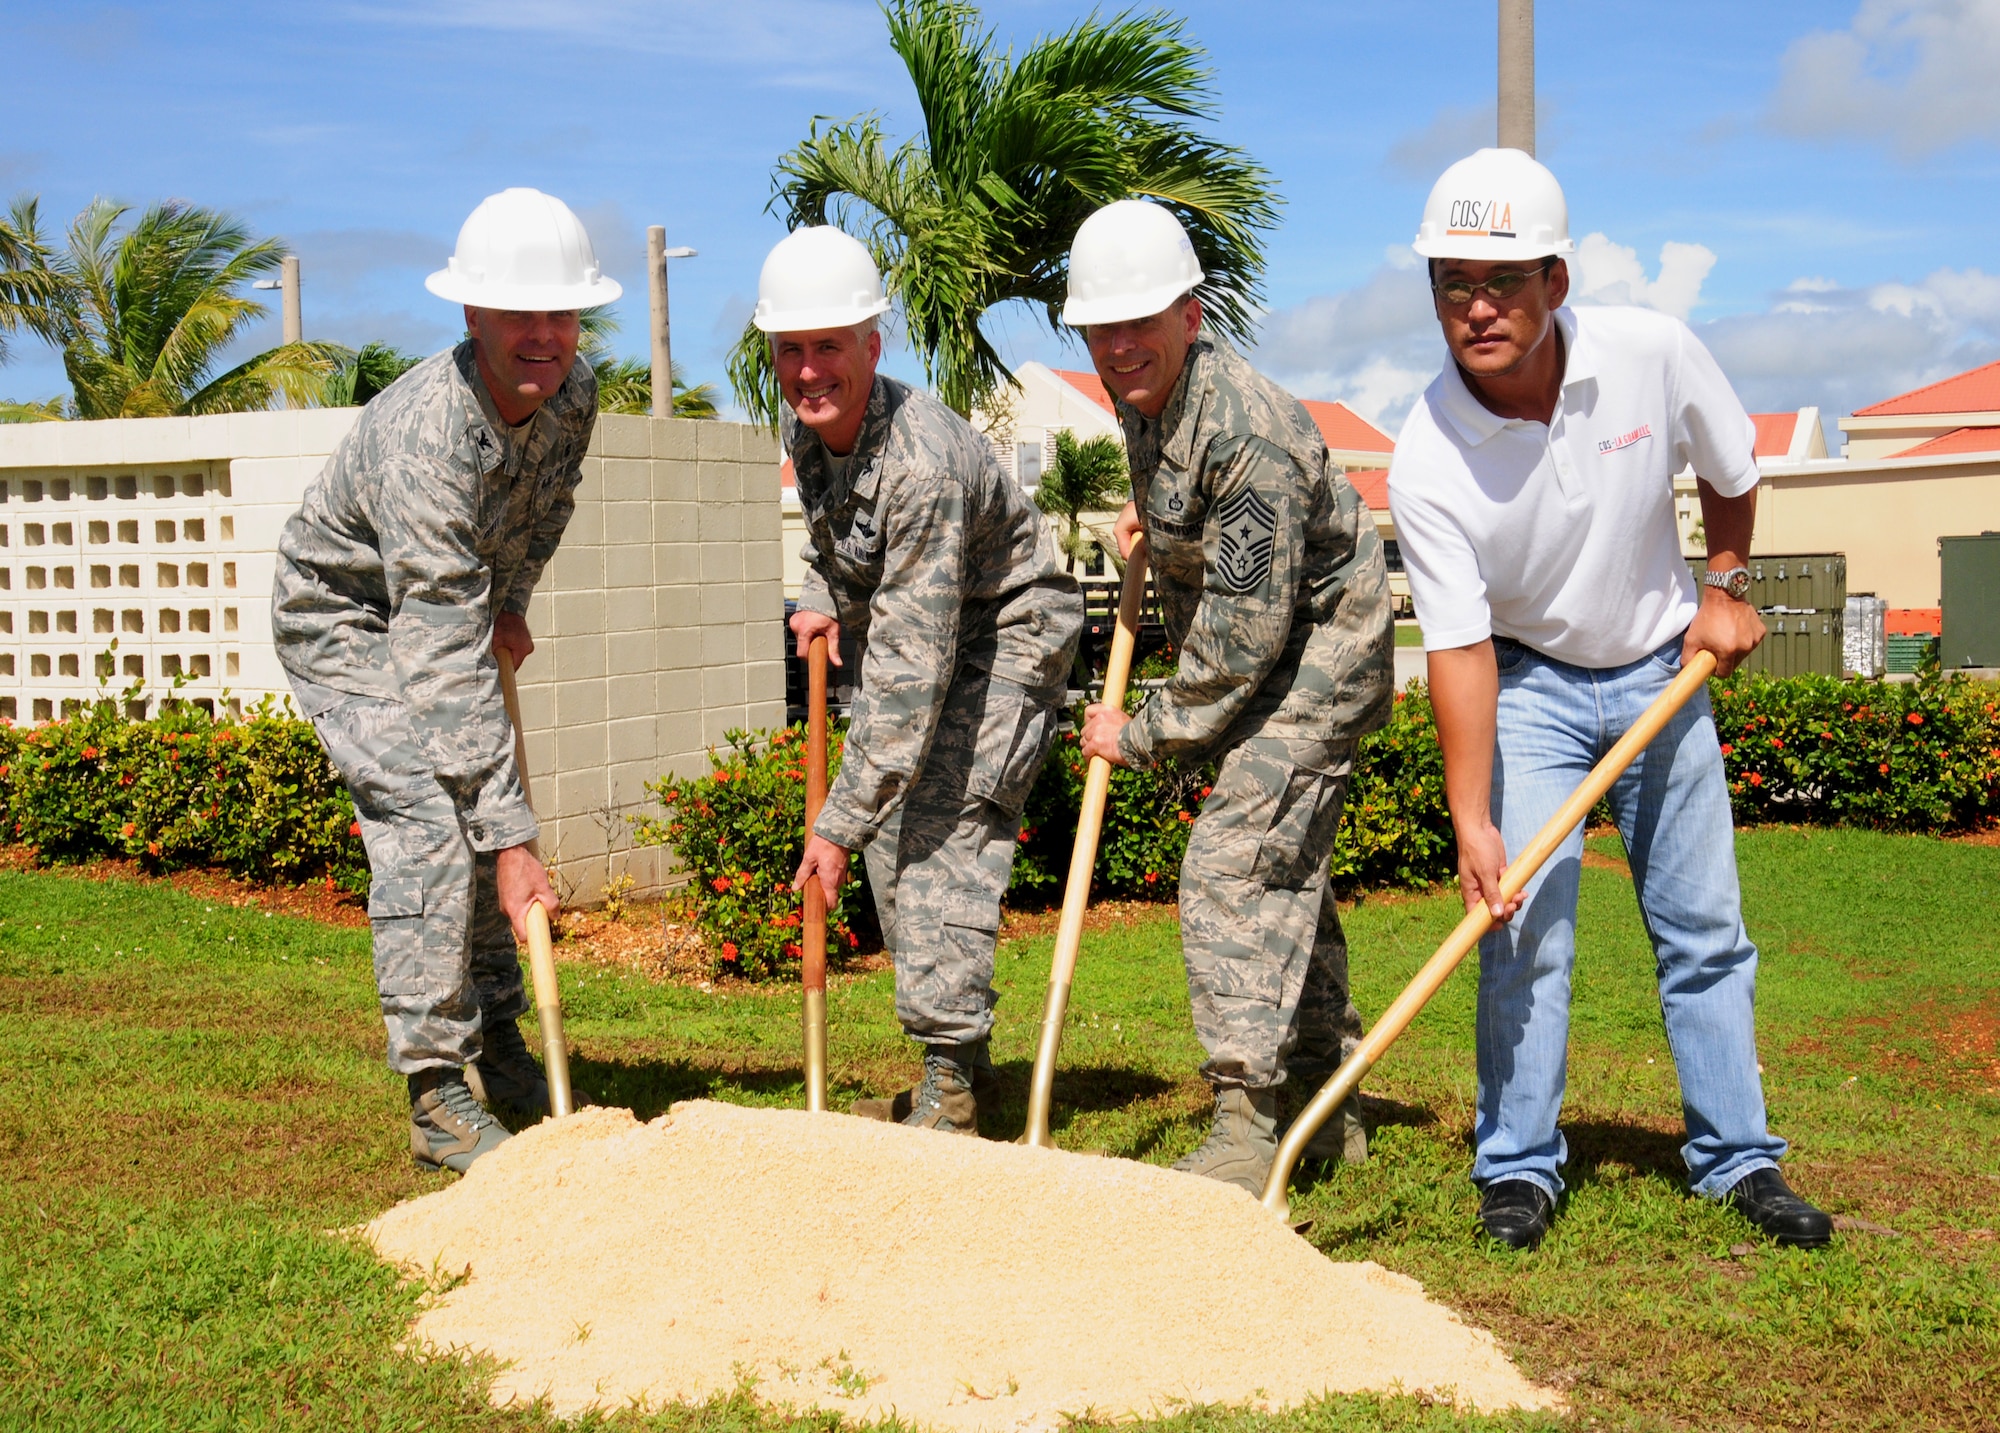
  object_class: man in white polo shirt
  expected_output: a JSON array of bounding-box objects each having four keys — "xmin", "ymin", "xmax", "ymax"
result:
[{"xmin": 1388, "ymin": 148, "xmax": 1831, "ymax": 1251}]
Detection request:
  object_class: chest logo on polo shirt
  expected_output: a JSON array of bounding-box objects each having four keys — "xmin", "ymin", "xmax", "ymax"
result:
[
  {"xmin": 1598, "ymin": 423, "xmax": 1653, "ymax": 454},
  {"xmin": 1212, "ymin": 485, "xmax": 1277, "ymax": 594}
]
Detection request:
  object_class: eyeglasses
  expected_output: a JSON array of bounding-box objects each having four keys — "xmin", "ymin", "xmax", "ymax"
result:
[{"xmin": 1432, "ymin": 270, "xmax": 1542, "ymax": 306}]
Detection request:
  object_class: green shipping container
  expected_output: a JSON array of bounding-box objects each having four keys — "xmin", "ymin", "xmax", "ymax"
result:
[
  {"xmin": 1886, "ymin": 633, "xmax": 1938, "ymax": 675},
  {"xmin": 1938, "ymin": 534, "xmax": 2000, "ymax": 669},
  {"xmin": 1687, "ymin": 554, "xmax": 1847, "ymax": 611},
  {"xmin": 1744, "ymin": 609, "xmax": 1844, "ymax": 678}
]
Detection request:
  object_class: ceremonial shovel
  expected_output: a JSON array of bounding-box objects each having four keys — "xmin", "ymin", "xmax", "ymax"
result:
[
  {"xmin": 801, "ymin": 635, "xmax": 832, "ymax": 1111},
  {"xmin": 1023, "ymin": 539, "xmax": 1150, "ymax": 1148},
  {"xmin": 496, "ymin": 648, "xmax": 577, "ymax": 1119},
  {"xmin": 1261, "ymin": 648, "xmax": 1720, "ymax": 1218}
]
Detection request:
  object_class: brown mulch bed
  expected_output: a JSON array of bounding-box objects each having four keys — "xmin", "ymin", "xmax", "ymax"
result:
[{"xmin": 0, "ymin": 844, "xmax": 370, "ymax": 927}]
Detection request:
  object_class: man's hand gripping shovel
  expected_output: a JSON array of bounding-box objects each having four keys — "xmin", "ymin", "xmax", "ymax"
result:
[
  {"xmin": 1022, "ymin": 539, "xmax": 1150, "ymax": 1148},
  {"xmin": 1261, "ymin": 649, "xmax": 1719, "ymax": 1219},
  {"xmin": 497, "ymin": 648, "xmax": 576, "ymax": 1119}
]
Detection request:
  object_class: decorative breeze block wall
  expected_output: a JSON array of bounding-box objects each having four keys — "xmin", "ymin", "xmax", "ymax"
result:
[{"xmin": 0, "ymin": 408, "xmax": 786, "ymax": 901}]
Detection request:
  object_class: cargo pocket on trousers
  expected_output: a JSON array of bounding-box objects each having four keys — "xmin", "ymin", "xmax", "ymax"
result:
[
  {"xmin": 934, "ymin": 888, "xmax": 1001, "ymax": 1013},
  {"xmin": 965, "ymin": 682, "xmax": 1055, "ymax": 815},
  {"xmin": 366, "ymin": 875, "xmax": 428, "ymax": 997},
  {"xmin": 1202, "ymin": 760, "xmax": 1336, "ymax": 890}
]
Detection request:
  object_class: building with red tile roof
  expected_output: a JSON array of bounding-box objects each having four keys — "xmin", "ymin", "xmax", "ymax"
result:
[
  {"xmin": 1840, "ymin": 358, "xmax": 2000, "ymax": 462},
  {"xmin": 1886, "ymin": 425, "xmax": 2000, "ymax": 459}
]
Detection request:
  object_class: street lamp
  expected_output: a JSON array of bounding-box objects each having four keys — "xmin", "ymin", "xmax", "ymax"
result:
[
  {"xmin": 253, "ymin": 255, "xmax": 303, "ymax": 343},
  {"xmin": 647, "ymin": 227, "xmax": 699, "ymax": 418}
]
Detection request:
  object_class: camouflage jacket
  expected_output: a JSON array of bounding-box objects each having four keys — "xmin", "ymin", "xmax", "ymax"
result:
[
  {"xmin": 1115, "ymin": 336, "xmax": 1394, "ymax": 769},
  {"xmin": 270, "ymin": 342, "xmax": 597, "ymax": 850},
  {"xmin": 788, "ymin": 375, "xmax": 1083, "ymax": 849}
]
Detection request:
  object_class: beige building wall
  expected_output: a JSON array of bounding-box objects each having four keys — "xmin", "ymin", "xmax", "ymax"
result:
[
  {"xmin": 1752, "ymin": 455, "xmax": 2000, "ymax": 607},
  {"xmin": 1840, "ymin": 410, "xmax": 2000, "ymax": 462},
  {"xmin": 0, "ymin": 408, "xmax": 786, "ymax": 901}
]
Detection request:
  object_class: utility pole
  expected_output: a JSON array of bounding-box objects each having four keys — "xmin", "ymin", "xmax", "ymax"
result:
[
  {"xmin": 1498, "ymin": 0, "xmax": 1535, "ymax": 155},
  {"xmin": 281, "ymin": 255, "xmax": 302, "ymax": 344},
  {"xmin": 647, "ymin": 226, "xmax": 697, "ymax": 418},
  {"xmin": 256, "ymin": 256, "xmax": 304, "ymax": 344}
]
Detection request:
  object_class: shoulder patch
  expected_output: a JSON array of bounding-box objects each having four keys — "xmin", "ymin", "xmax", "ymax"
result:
[{"xmin": 1212, "ymin": 484, "xmax": 1277, "ymax": 594}]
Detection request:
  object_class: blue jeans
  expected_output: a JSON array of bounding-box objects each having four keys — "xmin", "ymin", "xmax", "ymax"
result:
[{"xmin": 1474, "ymin": 634, "xmax": 1787, "ymax": 1201}]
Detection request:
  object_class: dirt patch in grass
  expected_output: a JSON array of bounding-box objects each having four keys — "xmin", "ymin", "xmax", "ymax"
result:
[
  {"xmin": 997, "ymin": 896, "xmax": 1180, "ymax": 941},
  {"xmin": 0, "ymin": 844, "xmax": 368, "ymax": 927}
]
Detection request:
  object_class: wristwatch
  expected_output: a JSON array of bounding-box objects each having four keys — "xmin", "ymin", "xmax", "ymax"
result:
[{"xmin": 1703, "ymin": 566, "xmax": 1752, "ymax": 601}]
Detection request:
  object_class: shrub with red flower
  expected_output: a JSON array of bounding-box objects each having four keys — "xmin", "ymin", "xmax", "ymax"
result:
[
  {"xmin": 633, "ymin": 723, "xmax": 863, "ymax": 980},
  {"xmin": 0, "ymin": 693, "xmax": 368, "ymax": 892}
]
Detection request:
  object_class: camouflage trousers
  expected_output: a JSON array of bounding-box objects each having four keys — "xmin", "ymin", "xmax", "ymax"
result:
[
  {"xmin": 861, "ymin": 668, "xmax": 1062, "ymax": 1049},
  {"xmin": 303, "ymin": 686, "xmax": 527, "ymax": 1075},
  {"xmin": 1180, "ymin": 735, "xmax": 1364, "ymax": 1090}
]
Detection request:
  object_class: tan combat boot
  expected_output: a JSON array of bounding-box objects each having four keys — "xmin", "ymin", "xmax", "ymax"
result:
[
  {"xmin": 1173, "ymin": 1087, "xmax": 1280, "ymax": 1194},
  {"xmin": 465, "ymin": 1017, "xmax": 548, "ymax": 1115},
  {"xmin": 851, "ymin": 1044, "xmax": 991, "ymax": 1135},
  {"xmin": 409, "ymin": 1069, "xmax": 511, "ymax": 1174},
  {"xmin": 1293, "ymin": 1089, "xmax": 1369, "ymax": 1166}
]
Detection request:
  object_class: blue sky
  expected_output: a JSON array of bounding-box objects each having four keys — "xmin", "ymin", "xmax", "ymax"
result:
[{"xmin": 6, "ymin": 1, "xmax": 2000, "ymax": 440}]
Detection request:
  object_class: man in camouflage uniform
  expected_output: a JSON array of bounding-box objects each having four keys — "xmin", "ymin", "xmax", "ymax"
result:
[
  {"xmin": 272, "ymin": 188, "xmax": 617, "ymax": 1172},
  {"xmin": 1071, "ymin": 201, "xmax": 1395, "ymax": 1194},
  {"xmin": 766, "ymin": 227, "xmax": 1084, "ymax": 1135}
]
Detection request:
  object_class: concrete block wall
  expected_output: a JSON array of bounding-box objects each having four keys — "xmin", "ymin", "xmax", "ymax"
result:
[
  {"xmin": 0, "ymin": 407, "xmax": 786, "ymax": 901},
  {"xmin": 513, "ymin": 413, "xmax": 786, "ymax": 902}
]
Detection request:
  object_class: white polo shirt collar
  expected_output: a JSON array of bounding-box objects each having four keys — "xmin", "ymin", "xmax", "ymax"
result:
[{"xmin": 1432, "ymin": 307, "xmax": 1595, "ymax": 449}]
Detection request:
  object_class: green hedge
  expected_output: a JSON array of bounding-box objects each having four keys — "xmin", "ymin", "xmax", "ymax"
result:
[
  {"xmin": 634, "ymin": 669, "xmax": 1998, "ymax": 980},
  {"xmin": 1712, "ymin": 667, "xmax": 1999, "ymax": 829},
  {"xmin": 0, "ymin": 698, "xmax": 367, "ymax": 892}
]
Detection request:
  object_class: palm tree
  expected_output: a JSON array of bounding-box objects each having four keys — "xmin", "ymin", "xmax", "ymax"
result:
[
  {"xmin": 729, "ymin": 0, "xmax": 1279, "ymax": 424},
  {"xmin": 12, "ymin": 198, "xmax": 344, "ymax": 418},
  {"xmin": 577, "ymin": 306, "xmax": 719, "ymax": 417},
  {"xmin": 0, "ymin": 196, "xmax": 64, "ymax": 370},
  {"xmin": 590, "ymin": 356, "xmax": 721, "ymax": 419},
  {"xmin": 328, "ymin": 341, "xmax": 424, "ymax": 406},
  {"xmin": 1034, "ymin": 429, "xmax": 1130, "ymax": 573}
]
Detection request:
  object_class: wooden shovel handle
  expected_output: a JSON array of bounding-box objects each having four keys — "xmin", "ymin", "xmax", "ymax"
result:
[
  {"xmin": 497, "ymin": 648, "xmax": 574, "ymax": 1119},
  {"xmin": 802, "ymin": 635, "xmax": 830, "ymax": 1112},
  {"xmin": 1022, "ymin": 539, "xmax": 1150, "ymax": 1148},
  {"xmin": 1260, "ymin": 648, "xmax": 1718, "ymax": 1215}
]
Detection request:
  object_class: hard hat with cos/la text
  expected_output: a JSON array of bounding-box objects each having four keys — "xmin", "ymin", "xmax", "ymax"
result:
[{"xmin": 1413, "ymin": 148, "xmax": 1574, "ymax": 263}]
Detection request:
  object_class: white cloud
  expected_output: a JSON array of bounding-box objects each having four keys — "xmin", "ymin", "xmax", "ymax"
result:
[
  {"xmin": 1253, "ymin": 264, "xmax": 1442, "ymax": 433},
  {"xmin": 1254, "ymin": 240, "xmax": 2000, "ymax": 433},
  {"xmin": 1384, "ymin": 103, "xmax": 1495, "ymax": 180},
  {"xmin": 1569, "ymin": 234, "xmax": 1718, "ymax": 321},
  {"xmin": 1770, "ymin": 0, "xmax": 2000, "ymax": 157},
  {"xmin": 336, "ymin": 0, "xmax": 889, "ymax": 87},
  {"xmin": 1698, "ymin": 266, "xmax": 2000, "ymax": 416}
]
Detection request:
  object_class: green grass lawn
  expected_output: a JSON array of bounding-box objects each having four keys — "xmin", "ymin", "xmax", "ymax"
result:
[
  {"xmin": 3, "ymin": 828, "xmax": 1997, "ymax": 1431},
  {"xmin": 1394, "ymin": 622, "xmax": 1425, "ymax": 648}
]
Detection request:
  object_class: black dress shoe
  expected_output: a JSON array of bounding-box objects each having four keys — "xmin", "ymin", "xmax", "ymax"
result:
[
  {"xmin": 1726, "ymin": 1167, "xmax": 1833, "ymax": 1249},
  {"xmin": 1478, "ymin": 1179, "xmax": 1554, "ymax": 1250}
]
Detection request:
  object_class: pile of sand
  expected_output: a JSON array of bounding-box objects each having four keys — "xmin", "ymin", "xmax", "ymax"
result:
[{"xmin": 366, "ymin": 1102, "xmax": 1558, "ymax": 1429}]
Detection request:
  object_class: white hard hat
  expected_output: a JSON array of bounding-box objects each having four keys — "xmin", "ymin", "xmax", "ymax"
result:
[
  {"xmin": 752, "ymin": 226, "xmax": 892, "ymax": 333},
  {"xmin": 1412, "ymin": 148, "xmax": 1575, "ymax": 262},
  {"xmin": 1061, "ymin": 200, "xmax": 1204, "ymax": 328},
  {"xmin": 424, "ymin": 188, "xmax": 623, "ymax": 311}
]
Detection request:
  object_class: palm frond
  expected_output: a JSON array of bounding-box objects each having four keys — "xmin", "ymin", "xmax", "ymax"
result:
[
  {"xmin": 181, "ymin": 340, "xmax": 347, "ymax": 416},
  {"xmin": 328, "ymin": 341, "xmax": 424, "ymax": 406},
  {"xmin": 0, "ymin": 194, "xmax": 66, "ymax": 365},
  {"xmin": 0, "ymin": 395, "xmax": 69, "ymax": 422},
  {"xmin": 592, "ymin": 354, "xmax": 721, "ymax": 419},
  {"xmin": 739, "ymin": 0, "xmax": 1278, "ymax": 423}
]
